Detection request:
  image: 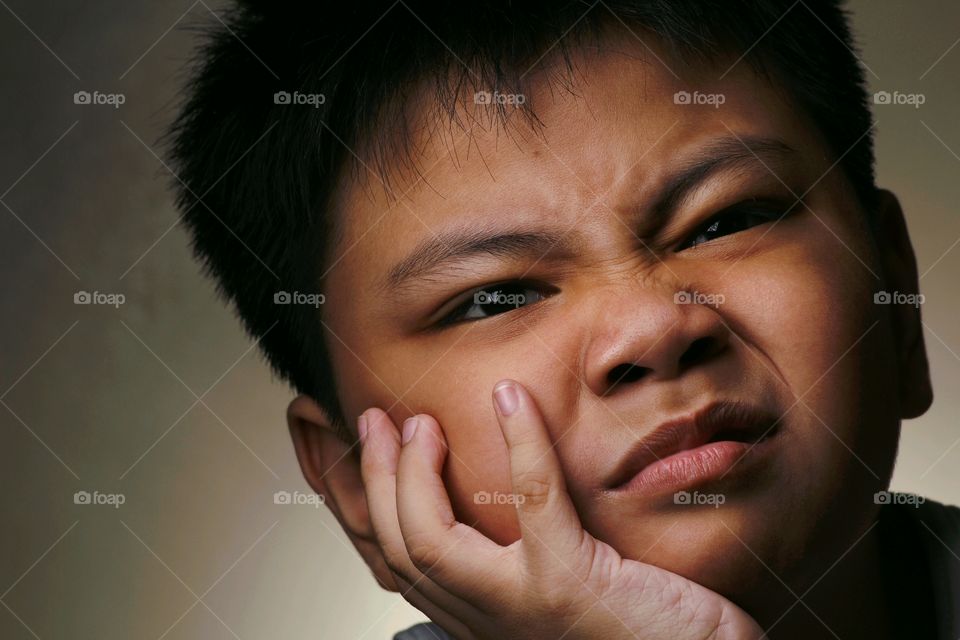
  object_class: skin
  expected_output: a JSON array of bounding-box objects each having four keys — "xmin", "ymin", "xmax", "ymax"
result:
[{"xmin": 287, "ymin": 31, "xmax": 932, "ymax": 638}]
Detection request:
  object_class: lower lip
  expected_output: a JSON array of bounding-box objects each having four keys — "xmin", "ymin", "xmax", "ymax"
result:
[{"xmin": 613, "ymin": 438, "xmax": 773, "ymax": 497}]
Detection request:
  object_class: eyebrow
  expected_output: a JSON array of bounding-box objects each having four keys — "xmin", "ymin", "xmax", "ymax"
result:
[
  {"xmin": 384, "ymin": 228, "xmax": 574, "ymax": 291},
  {"xmin": 381, "ymin": 135, "xmax": 797, "ymax": 291},
  {"xmin": 650, "ymin": 135, "xmax": 798, "ymax": 225}
]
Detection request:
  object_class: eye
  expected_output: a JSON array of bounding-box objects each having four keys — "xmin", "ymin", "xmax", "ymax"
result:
[
  {"xmin": 678, "ymin": 201, "xmax": 792, "ymax": 251},
  {"xmin": 438, "ymin": 281, "xmax": 551, "ymax": 326}
]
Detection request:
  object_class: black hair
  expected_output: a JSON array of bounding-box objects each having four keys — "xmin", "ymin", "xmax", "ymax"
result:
[{"xmin": 166, "ymin": 0, "xmax": 876, "ymax": 437}]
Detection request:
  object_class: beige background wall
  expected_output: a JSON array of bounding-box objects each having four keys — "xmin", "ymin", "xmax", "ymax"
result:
[{"xmin": 0, "ymin": 2, "xmax": 957, "ymax": 638}]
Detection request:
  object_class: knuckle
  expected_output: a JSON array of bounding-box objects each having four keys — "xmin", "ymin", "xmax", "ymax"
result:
[
  {"xmin": 392, "ymin": 574, "xmax": 422, "ymax": 604},
  {"xmin": 404, "ymin": 533, "xmax": 446, "ymax": 575},
  {"xmin": 380, "ymin": 541, "xmax": 412, "ymax": 578},
  {"xmin": 513, "ymin": 471, "xmax": 553, "ymax": 509}
]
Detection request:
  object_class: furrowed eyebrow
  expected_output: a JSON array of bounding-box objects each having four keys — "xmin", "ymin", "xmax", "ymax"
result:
[
  {"xmin": 379, "ymin": 135, "xmax": 796, "ymax": 293},
  {"xmin": 651, "ymin": 135, "xmax": 798, "ymax": 223},
  {"xmin": 383, "ymin": 229, "xmax": 572, "ymax": 292}
]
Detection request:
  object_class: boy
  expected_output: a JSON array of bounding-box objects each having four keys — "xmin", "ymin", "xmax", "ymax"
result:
[{"xmin": 167, "ymin": 1, "xmax": 958, "ymax": 637}]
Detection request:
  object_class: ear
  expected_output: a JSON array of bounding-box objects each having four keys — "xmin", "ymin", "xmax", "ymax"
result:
[
  {"xmin": 286, "ymin": 395, "xmax": 400, "ymax": 592},
  {"xmin": 873, "ymin": 189, "xmax": 933, "ymax": 419}
]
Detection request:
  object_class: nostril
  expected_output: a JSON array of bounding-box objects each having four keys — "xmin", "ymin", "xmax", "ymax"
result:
[
  {"xmin": 605, "ymin": 363, "xmax": 649, "ymax": 394},
  {"xmin": 679, "ymin": 336, "xmax": 720, "ymax": 369}
]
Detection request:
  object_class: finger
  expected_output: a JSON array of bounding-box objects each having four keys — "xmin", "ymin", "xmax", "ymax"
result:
[
  {"xmin": 358, "ymin": 408, "xmax": 427, "ymax": 587},
  {"xmin": 396, "ymin": 414, "xmax": 512, "ymax": 599},
  {"xmin": 491, "ymin": 380, "xmax": 586, "ymax": 572},
  {"xmin": 359, "ymin": 408, "xmax": 473, "ymax": 612}
]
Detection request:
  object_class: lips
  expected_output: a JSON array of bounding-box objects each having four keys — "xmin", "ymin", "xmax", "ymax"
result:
[{"xmin": 606, "ymin": 401, "xmax": 780, "ymax": 492}]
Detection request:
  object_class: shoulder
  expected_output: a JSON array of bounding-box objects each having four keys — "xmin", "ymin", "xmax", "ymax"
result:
[
  {"xmin": 904, "ymin": 494, "xmax": 960, "ymax": 639},
  {"xmin": 909, "ymin": 494, "xmax": 960, "ymax": 556},
  {"xmin": 915, "ymin": 495, "xmax": 960, "ymax": 535}
]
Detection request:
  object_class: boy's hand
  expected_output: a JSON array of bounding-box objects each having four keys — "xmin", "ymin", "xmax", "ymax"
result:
[{"xmin": 358, "ymin": 380, "xmax": 764, "ymax": 640}]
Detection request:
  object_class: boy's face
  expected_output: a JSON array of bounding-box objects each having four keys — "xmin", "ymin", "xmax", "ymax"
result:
[{"xmin": 306, "ymin": 33, "xmax": 929, "ymax": 603}]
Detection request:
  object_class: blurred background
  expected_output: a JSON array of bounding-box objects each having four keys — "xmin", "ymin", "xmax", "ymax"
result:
[{"xmin": 0, "ymin": 1, "xmax": 957, "ymax": 638}]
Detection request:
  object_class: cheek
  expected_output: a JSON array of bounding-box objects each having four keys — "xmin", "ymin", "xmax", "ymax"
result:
[
  {"xmin": 388, "ymin": 346, "xmax": 552, "ymax": 545},
  {"xmin": 722, "ymin": 213, "xmax": 880, "ymax": 405},
  {"xmin": 720, "ymin": 217, "xmax": 899, "ymax": 487},
  {"xmin": 330, "ymin": 342, "xmax": 525, "ymax": 544},
  {"xmin": 426, "ymin": 369, "xmax": 519, "ymax": 544},
  {"xmin": 399, "ymin": 326, "xmax": 601, "ymax": 545}
]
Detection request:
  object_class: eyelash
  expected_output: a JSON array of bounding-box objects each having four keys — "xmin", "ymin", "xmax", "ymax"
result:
[
  {"xmin": 676, "ymin": 199, "xmax": 796, "ymax": 251},
  {"xmin": 435, "ymin": 199, "xmax": 796, "ymax": 327},
  {"xmin": 437, "ymin": 280, "xmax": 555, "ymax": 327}
]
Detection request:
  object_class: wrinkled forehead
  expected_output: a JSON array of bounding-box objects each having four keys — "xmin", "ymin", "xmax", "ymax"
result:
[
  {"xmin": 326, "ymin": 28, "xmax": 782, "ymax": 236},
  {"xmin": 321, "ymin": 29, "xmax": 802, "ymax": 271}
]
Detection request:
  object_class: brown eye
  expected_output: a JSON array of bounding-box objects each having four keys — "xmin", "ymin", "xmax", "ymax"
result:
[{"xmin": 440, "ymin": 281, "xmax": 550, "ymax": 326}]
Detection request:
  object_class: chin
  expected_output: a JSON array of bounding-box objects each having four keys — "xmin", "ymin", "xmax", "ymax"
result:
[{"xmin": 601, "ymin": 497, "xmax": 809, "ymax": 604}]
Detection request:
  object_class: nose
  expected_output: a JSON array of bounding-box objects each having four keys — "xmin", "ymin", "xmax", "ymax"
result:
[{"xmin": 583, "ymin": 288, "xmax": 730, "ymax": 397}]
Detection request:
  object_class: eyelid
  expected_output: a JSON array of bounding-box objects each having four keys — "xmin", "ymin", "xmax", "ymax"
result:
[
  {"xmin": 432, "ymin": 280, "xmax": 556, "ymax": 328},
  {"xmin": 675, "ymin": 197, "xmax": 798, "ymax": 251}
]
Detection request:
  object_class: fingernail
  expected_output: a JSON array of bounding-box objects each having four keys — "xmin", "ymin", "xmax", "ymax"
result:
[
  {"xmin": 402, "ymin": 417, "xmax": 419, "ymax": 445},
  {"xmin": 494, "ymin": 382, "xmax": 519, "ymax": 417},
  {"xmin": 357, "ymin": 413, "xmax": 368, "ymax": 445}
]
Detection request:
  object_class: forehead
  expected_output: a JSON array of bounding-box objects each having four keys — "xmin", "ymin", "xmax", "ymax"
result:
[{"xmin": 322, "ymin": 31, "xmax": 811, "ymax": 292}]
